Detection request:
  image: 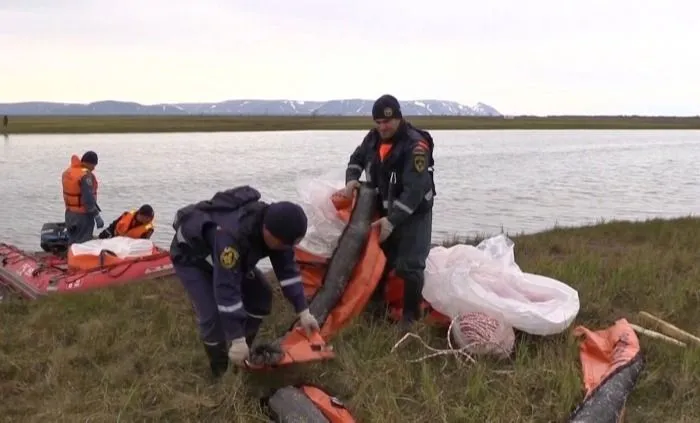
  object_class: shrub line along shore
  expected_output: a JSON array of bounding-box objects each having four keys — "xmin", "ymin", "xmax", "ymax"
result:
[{"xmin": 2, "ymin": 115, "xmax": 700, "ymax": 134}]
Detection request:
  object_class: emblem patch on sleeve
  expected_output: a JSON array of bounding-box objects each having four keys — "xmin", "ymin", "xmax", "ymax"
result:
[
  {"xmin": 413, "ymin": 153, "xmax": 427, "ymax": 172},
  {"xmin": 219, "ymin": 246, "xmax": 239, "ymax": 269}
]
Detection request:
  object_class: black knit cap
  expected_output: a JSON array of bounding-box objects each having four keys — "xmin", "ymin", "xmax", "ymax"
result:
[
  {"xmin": 264, "ymin": 201, "xmax": 308, "ymax": 245},
  {"xmin": 372, "ymin": 94, "xmax": 402, "ymax": 120},
  {"xmin": 81, "ymin": 150, "xmax": 98, "ymax": 165}
]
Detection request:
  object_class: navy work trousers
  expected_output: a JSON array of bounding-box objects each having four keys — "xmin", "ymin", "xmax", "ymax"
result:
[
  {"xmin": 173, "ymin": 260, "xmax": 273, "ymax": 345},
  {"xmin": 65, "ymin": 209, "xmax": 95, "ymax": 244},
  {"xmin": 380, "ymin": 209, "xmax": 433, "ymax": 321}
]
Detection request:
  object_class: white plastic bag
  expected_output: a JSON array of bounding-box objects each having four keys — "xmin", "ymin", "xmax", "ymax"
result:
[
  {"xmin": 422, "ymin": 234, "xmax": 580, "ymax": 336},
  {"xmin": 70, "ymin": 236, "xmax": 155, "ymax": 259},
  {"xmin": 295, "ymin": 169, "xmax": 348, "ymax": 258}
]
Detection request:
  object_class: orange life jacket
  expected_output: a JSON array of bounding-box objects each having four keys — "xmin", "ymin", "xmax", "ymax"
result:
[
  {"xmin": 62, "ymin": 154, "xmax": 98, "ymax": 213},
  {"xmin": 115, "ymin": 210, "xmax": 154, "ymax": 239}
]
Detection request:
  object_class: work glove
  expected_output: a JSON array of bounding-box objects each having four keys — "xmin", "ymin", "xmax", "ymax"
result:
[
  {"xmin": 227, "ymin": 337, "xmax": 249, "ymax": 366},
  {"xmin": 94, "ymin": 214, "xmax": 104, "ymax": 229},
  {"xmin": 372, "ymin": 217, "xmax": 394, "ymax": 242},
  {"xmin": 343, "ymin": 180, "xmax": 361, "ymax": 198},
  {"xmin": 298, "ymin": 308, "xmax": 320, "ymax": 335}
]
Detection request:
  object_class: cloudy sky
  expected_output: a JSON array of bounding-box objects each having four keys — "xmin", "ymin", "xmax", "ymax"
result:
[{"xmin": 1, "ymin": 0, "xmax": 698, "ymax": 115}]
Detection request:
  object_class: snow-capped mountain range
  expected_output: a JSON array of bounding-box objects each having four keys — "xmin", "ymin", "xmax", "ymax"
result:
[{"xmin": 0, "ymin": 99, "xmax": 501, "ymax": 116}]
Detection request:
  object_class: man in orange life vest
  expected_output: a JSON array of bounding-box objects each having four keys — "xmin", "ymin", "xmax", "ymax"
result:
[
  {"xmin": 98, "ymin": 205, "xmax": 155, "ymax": 240},
  {"xmin": 343, "ymin": 94, "xmax": 436, "ymax": 330},
  {"xmin": 61, "ymin": 151, "xmax": 105, "ymax": 244}
]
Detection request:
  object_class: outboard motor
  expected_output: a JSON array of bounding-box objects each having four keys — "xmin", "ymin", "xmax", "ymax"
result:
[{"xmin": 40, "ymin": 222, "xmax": 70, "ymax": 254}]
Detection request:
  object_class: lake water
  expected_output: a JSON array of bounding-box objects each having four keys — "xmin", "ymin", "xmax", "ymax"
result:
[{"xmin": 1, "ymin": 129, "xmax": 698, "ymax": 253}]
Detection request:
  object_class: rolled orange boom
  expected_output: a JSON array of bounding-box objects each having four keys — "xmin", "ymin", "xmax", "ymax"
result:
[
  {"xmin": 263, "ymin": 384, "xmax": 357, "ymax": 422},
  {"xmin": 245, "ymin": 183, "xmax": 387, "ymax": 370},
  {"xmin": 569, "ymin": 318, "xmax": 645, "ymax": 422}
]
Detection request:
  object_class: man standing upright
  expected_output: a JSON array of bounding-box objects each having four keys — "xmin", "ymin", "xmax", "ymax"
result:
[
  {"xmin": 61, "ymin": 151, "xmax": 104, "ymax": 244},
  {"xmin": 342, "ymin": 94, "xmax": 436, "ymax": 330}
]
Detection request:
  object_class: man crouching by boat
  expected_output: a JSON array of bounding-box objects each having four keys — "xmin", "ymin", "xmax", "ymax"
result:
[
  {"xmin": 98, "ymin": 205, "xmax": 155, "ymax": 240},
  {"xmin": 61, "ymin": 151, "xmax": 105, "ymax": 244},
  {"xmin": 169, "ymin": 186, "xmax": 320, "ymax": 379}
]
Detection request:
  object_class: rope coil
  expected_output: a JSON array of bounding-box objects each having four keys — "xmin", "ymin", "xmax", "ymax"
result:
[{"xmin": 391, "ymin": 312, "xmax": 515, "ymax": 364}]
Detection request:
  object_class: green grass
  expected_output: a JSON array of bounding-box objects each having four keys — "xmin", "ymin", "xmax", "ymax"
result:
[
  {"xmin": 2, "ymin": 115, "xmax": 700, "ymax": 134},
  {"xmin": 1, "ymin": 217, "xmax": 700, "ymax": 422}
]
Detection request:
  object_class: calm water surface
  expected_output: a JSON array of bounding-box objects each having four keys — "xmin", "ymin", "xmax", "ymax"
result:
[{"xmin": 1, "ymin": 129, "xmax": 698, "ymax": 252}]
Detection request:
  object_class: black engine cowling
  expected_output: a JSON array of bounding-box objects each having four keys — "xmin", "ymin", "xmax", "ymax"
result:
[{"xmin": 40, "ymin": 222, "xmax": 69, "ymax": 254}]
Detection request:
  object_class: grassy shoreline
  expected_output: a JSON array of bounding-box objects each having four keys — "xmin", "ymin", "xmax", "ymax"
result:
[
  {"xmin": 1, "ymin": 217, "xmax": 699, "ymax": 422},
  {"xmin": 2, "ymin": 115, "xmax": 700, "ymax": 134}
]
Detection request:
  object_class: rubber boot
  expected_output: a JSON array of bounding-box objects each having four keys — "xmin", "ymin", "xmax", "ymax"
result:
[
  {"xmin": 244, "ymin": 316, "xmax": 264, "ymax": 348},
  {"xmin": 401, "ymin": 276, "xmax": 423, "ymax": 324},
  {"xmin": 245, "ymin": 330, "xmax": 259, "ymax": 348},
  {"xmin": 203, "ymin": 341, "xmax": 229, "ymax": 379}
]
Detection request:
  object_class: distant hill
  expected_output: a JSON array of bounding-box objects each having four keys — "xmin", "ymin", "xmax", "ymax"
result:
[{"xmin": 0, "ymin": 99, "xmax": 502, "ymax": 117}]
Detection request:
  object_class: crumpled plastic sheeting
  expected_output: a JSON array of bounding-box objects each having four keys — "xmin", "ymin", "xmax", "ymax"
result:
[
  {"xmin": 422, "ymin": 234, "xmax": 580, "ymax": 336},
  {"xmin": 295, "ymin": 169, "xmax": 348, "ymax": 258},
  {"xmin": 69, "ymin": 236, "xmax": 155, "ymax": 259}
]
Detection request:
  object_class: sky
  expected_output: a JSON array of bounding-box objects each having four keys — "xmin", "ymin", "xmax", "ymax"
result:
[{"xmin": 0, "ymin": 0, "xmax": 698, "ymax": 116}]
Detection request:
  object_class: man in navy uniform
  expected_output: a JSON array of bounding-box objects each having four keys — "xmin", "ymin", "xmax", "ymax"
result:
[
  {"xmin": 343, "ymin": 94, "xmax": 436, "ymax": 330},
  {"xmin": 170, "ymin": 185, "xmax": 320, "ymax": 378}
]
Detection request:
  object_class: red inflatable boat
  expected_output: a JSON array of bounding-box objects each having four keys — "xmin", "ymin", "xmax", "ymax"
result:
[{"xmin": 0, "ymin": 242, "xmax": 174, "ymax": 300}]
